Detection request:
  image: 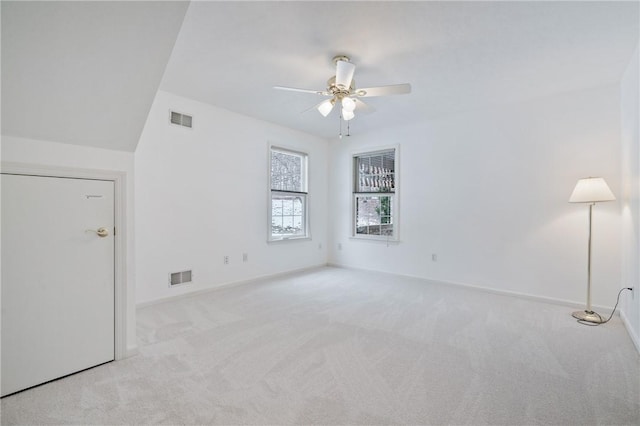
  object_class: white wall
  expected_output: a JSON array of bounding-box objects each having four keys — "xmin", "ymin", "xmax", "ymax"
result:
[
  {"xmin": 1, "ymin": 135, "xmax": 137, "ymax": 353},
  {"xmin": 134, "ymin": 91, "xmax": 328, "ymax": 304},
  {"xmin": 620, "ymin": 43, "xmax": 640, "ymax": 350},
  {"xmin": 329, "ymin": 85, "xmax": 622, "ymax": 309}
]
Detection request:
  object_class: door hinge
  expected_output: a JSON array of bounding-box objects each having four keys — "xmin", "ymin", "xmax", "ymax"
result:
[{"xmin": 113, "ymin": 227, "xmax": 116, "ymax": 236}]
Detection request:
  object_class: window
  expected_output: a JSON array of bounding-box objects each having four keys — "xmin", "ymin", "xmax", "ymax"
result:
[
  {"xmin": 269, "ymin": 147, "xmax": 309, "ymax": 241},
  {"xmin": 353, "ymin": 148, "xmax": 397, "ymax": 240}
]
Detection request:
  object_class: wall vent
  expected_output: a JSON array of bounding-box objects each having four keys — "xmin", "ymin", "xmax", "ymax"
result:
[
  {"xmin": 169, "ymin": 270, "xmax": 192, "ymax": 287},
  {"xmin": 170, "ymin": 111, "xmax": 193, "ymax": 128}
]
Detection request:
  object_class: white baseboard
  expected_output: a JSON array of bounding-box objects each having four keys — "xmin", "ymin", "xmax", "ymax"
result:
[
  {"xmin": 137, "ymin": 263, "xmax": 328, "ymax": 309},
  {"xmin": 136, "ymin": 262, "xmax": 640, "ymax": 355},
  {"xmin": 331, "ymin": 263, "xmax": 639, "ymax": 354},
  {"xmin": 327, "ymin": 262, "xmax": 616, "ymax": 313},
  {"xmin": 620, "ymin": 309, "xmax": 640, "ymax": 354},
  {"xmin": 125, "ymin": 345, "xmax": 139, "ymax": 358}
]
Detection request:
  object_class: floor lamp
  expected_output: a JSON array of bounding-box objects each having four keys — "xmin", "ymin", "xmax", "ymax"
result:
[{"xmin": 569, "ymin": 177, "xmax": 615, "ymax": 323}]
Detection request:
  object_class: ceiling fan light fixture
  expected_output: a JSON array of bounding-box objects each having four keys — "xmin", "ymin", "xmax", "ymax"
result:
[
  {"xmin": 342, "ymin": 109, "xmax": 355, "ymax": 121},
  {"xmin": 274, "ymin": 53, "xmax": 412, "ymax": 137},
  {"xmin": 342, "ymin": 97, "xmax": 356, "ymax": 112},
  {"xmin": 318, "ymin": 98, "xmax": 335, "ymax": 117}
]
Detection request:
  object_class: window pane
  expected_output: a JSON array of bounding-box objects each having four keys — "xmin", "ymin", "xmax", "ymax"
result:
[
  {"xmin": 272, "ymin": 200, "xmax": 282, "ymax": 216},
  {"xmin": 355, "ymin": 149, "xmax": 395, "ymax": 193},
  {"xmin": 271, "ymin": 150, "xmax": 304, "ymax": 192},
  {"xmin": 355, "ymin": 195, "xmax": 393, "ymax": 236},
  {"xmin": 293, "ymin": 200, "xmax": 302, "ymax": 215},
  {"xmin": 271, "ymin": 216, "xmax": 283, "ymax": 233},
  {"xmin": 282, "ymin": 216, "xmax": 294, "ymax": 230},
  {"xmin": 282, "ymin": 199, "xmax": 293, "ymax": 215},
  {"xmin": 271, "ymin": 194, "xmax": 305, "ymax": 237},
  {"xmin": 293, "ymin": 215, "xmax": 302, "ymax": 229}
]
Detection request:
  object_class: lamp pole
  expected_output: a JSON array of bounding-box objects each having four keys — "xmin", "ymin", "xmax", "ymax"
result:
[
  {"xmin": 586, "ymin": 202, "xmax": 593, "ymax": 314},
  {"xmin": 572, "ymin": 201, "xmax": 604, "ymax": 323}
]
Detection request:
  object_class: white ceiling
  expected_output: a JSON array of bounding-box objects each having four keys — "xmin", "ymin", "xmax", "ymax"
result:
[
  {"xmin": 2, "ymin": 1, "xmax": 189, "ymax": 151},
  {"xmin": 2, "ymin": 1, "xmax": 639, "ymax": 150},
  {"xmin": 160, "ymin": 1, "xmax": 639, "ymax": 139}
]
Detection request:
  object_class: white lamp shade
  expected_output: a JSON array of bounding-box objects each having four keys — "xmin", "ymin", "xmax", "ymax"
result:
[
  {"xmin": 569, "ymin": 177, "xmax": 616, "ymax": 203},
  {"xmin": 317, "ymin": 99, "xmax": 335, "ymax": 117}
]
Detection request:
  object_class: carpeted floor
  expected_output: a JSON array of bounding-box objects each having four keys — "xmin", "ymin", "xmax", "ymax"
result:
[{"xmin": 2, "ymin": 266, "xmax": 639, "ymax": 425}]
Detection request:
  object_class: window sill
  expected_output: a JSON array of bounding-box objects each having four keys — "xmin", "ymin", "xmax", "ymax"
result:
[
  {"xmin": 349, "ymin": 235, "xmax": 400, "ymax": 244},
  {"xmin": 268, "ymin": 236, "xmax": 312, "ymax": 244}
]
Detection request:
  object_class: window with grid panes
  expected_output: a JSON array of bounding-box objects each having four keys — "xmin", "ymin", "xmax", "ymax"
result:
[
  {"xmin": 269, "ymin": 147, "xmax": 309, "ymax": 241},
  {"xmin": 353, "ymin": 148, "xmax": 398, "ymax": 240}
]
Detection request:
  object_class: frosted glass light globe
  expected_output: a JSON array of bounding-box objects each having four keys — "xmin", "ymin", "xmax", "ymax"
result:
[
  {"xmin": 342, "ymin": 97, "xmax": 356, "ymax": 112},
  {"xmin": 342, "ymin": 109, "xmax": 355, "ymax": 121}
]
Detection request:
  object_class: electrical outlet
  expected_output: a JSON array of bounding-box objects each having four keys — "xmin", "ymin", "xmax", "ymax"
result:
[
  {"xmin": 224, "ymin": 255, "xmax": 229, "ymax": 265},
  {"xmin": 242, "ymin": 253, "xmax": 248, "ymax": 262},
  {"xmin": 432, "ymin": 254, "xmax": 437, "ymax": 262}
]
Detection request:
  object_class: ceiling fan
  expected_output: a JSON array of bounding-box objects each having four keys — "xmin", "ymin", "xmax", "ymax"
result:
[{"xmin": 274, "ymin": 55, "xmax": 411, "ymax": 122}]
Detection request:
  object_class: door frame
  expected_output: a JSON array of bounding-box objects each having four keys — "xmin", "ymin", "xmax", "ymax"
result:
[{"xmin": 1, "ymin": 161, "xmax": 128, "ymax": 361}]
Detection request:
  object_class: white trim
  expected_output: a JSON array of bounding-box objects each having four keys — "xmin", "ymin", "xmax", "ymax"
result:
[
  {"xmin": 267, "ymin": 236, "xmax": 312, "ymax": 244},
  {"xmin": 137, "ymin": 263, "xmax": 328, "ymax": 309},
  {"xmin": 267, "ymin": 144, "xmax": 311, "ymax": 242},
  {"xmin": 348, "ymin": 235, "xmax": 401, "ymax": 245},
  {"xmin": 126, "ymin": 345, "xmax": 139, "ymax": 358},
  {"xmin": 620, "ymin": 309, "xmax": 640, "ymax": 354},
  {"xmin": 1, "ymin": 161, "xmax": 129, "ymax": 361},
  {"xmin": 351, "ymin": 144, "xmax": 400, "ymax": 242},
  {"xmin": 327, "ymin": 262, "xmax": 620, "ymax": 314}
]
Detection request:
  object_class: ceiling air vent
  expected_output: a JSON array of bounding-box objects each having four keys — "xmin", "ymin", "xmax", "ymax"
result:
[
  {"xmin": 170, "ymin": 111, "xmax": 193, "ymax": 128},
  {"xmin": 169, "ymin": 270, "xmax": 192, "ymax": 287}
]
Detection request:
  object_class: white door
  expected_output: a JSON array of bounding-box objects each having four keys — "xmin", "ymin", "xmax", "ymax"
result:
[{"xmin": 1, "ymin": 174, "xmax": 115, "ymax": 396}]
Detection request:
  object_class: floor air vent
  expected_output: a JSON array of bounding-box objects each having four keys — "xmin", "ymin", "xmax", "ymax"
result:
[
  {"xmin": 169, "ymin": 270, "xmax": 192, "ymax": 287},
  {"xmin": 170, "ymin": 111, "xmax": 193, "ymax": 128}
]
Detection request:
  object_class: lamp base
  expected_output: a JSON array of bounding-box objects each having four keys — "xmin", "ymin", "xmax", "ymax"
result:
[{"xmin": 572, "ymin": 310, "xmax": 604, "ymax": 324}]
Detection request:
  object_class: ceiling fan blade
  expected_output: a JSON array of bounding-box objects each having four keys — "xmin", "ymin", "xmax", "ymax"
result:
[
  {"xmin": 274, "ymin": 86, "xmax": 329, "ymax": 96},
  {"xmin": 335, "ymin": 60, "xmax": 356, "ymax": 89},
  {"xmin": 355, "ymin": 83, "xmax": 411, "ymax": 97},
  {"xmin": 354, "ymin": 99, "xmax": 375, "ymax": 114}
]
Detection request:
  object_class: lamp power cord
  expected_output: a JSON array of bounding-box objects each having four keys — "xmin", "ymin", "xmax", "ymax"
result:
[{"xmin": 577, "ymin": 287, "xmax": 633, "ymax": 326}]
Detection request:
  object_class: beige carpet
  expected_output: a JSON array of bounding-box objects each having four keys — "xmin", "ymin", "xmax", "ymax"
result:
[{"xmin": 2, "ymin": 266, "xmax": 639, "ymax": 425}]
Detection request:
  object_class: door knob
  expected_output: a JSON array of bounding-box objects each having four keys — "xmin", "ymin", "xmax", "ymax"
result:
[{"xmin": 87, "ymin": 227, "xmax": 109, "ymax": 238}]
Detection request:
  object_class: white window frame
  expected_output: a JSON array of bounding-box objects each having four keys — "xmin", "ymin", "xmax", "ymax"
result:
[
  {"xmin": 268, "ymin": 145, "xmax": 310, "ymax": 242},
  {"xmin": 352, "ymin": 145, "xmax": 399, "ymax": 242}
]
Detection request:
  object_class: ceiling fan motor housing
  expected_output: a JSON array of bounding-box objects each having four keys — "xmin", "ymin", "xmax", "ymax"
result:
[
  {"xmin": 327, "ymin": 76, "xmax": 355, "ymax": 99},
  {"xmin": 332, "ymin": 55, "xmax": 351, "ymax": 65}
]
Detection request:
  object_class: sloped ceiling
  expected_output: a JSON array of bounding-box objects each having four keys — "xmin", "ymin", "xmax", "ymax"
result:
[
  {"xmin": 1, "ymin": 1, "xmax": 189, "ymax": 152},
  {"xmin": 160, "ymin": 1, "xmax": 639, "ymax": 139},
  {"xmin": 2, "ymin": 1, "xmax": 639, "ymax": 150}
]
